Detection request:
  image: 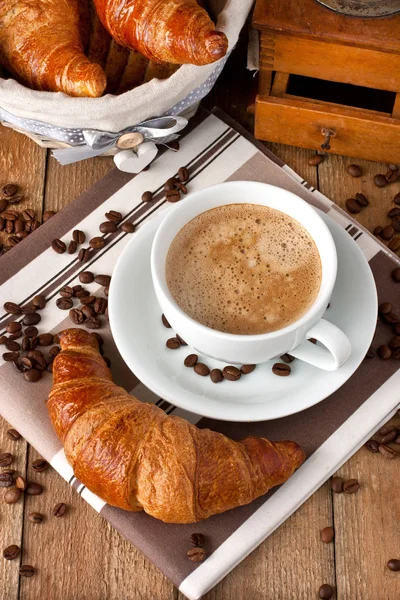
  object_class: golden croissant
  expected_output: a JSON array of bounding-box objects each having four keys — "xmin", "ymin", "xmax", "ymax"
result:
[
  {"xmin": 47, "ymin": 329, "xmax": 305, "ymax": 523},
  {"xmin": 0, "ymin": 0, "xmax": 106, "ymax": 97},
  {"xmin": 93, "ymin": 0, "xmax": 228, "ymax": 65}
]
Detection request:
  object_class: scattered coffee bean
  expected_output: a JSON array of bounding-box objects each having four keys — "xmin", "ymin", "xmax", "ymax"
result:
[
  {"xmin": 222, "ymin": 366, "xmax": 241, "ymax": 381},
  {"xmin": 38, "ymin": 334, "xmax": 53, "ymax": 346},
  {"xmin": 346, "ymin": 198, "xmax": 361, "ymax": 214},
  {"xmin": 374, "ymin": 226, "xmax": 383, "ymax": 237},
  {"xmin": 381, "ymin": 225, "xmax": 395, "ymax": 240},
  {"xmin": 166, "ymin": 189, "xmax": 181, "ymax": 203},
  {"xmin": 79, "ymin": 271, "xmax": 94, "ymax": 284},
  {"xmin": 387, "ymin": 559, "xmax": 400, "ymax": 572},
  {"xmin": 67, "ymin": 240, "xmax": 77, "ymax": 254},
  {"xmin": 394, "ymin": 193, "xmax": 400, "ymax": 205},
  {"xmin": 187, "ymin": 547, "xmax": 206, "ymax": 562},
  {"xmin": 20, "ymin": 357, "xmax": 33, "ymax": 370},
  {"xmin": 53, "ymin": 502, "xmax": 67, "ymax": 517},
  {"xmin": 21, "ymin": 303, "xmax": 38, "ymax": 315},
  {"xmin": 379, "ymin": 301, "xmax": 392, "ymax": 314},
  {"xmin": 82, "ymin": 306, "xmax": 96, "ymax": 319},
  {"xmin": 161, "ymin": 314, "xmax": 171, "ymax": 328},
  {"xmin": 4, "ymin": 487, "xmax": 22, "ymax": 504},
  {"xmin": 320, "ymin": 526, "xmax": 334, "ymax": 543},
  {"xmin": 164, "ymin": 177, "xmax": 178, "ymax": 191},
  {"xmin": 32, "ymin": 458, "xmax": 48, "ymax": 473},
  {"xmin": 8, "ymin": 332, "xmax": 22, "ymax": 341},
  {"xmin": 16, "ymin": 231, "xmax": 28, "ymax": 240},
  {"xmin": 241, "ymin": 364, "xmax": 256, "ymax": 374},
  {"xmin": 105, "ymin": 210, "xmax": 122, "ymax": 222},
  {"xmin": 89, "ymin": 237, "xmax": 105, "ymax": 249},
  {"xmin": 6, "ymin": 429, "xmax": 21, "ymax": 441},
  {"xmin": 318, "ymin": 584, "xmax": 333, "ymax": 599},
  {"xmin": 14, "ymin": 219, "xmax": 24, "ymax": 234},
  {"xmin": 43, "ymin": 210, "xmax": 56, "ymax": 222},
  {"xmin": 32, "ymin": 295, "xmax": 46, "ymax": 309},
  {"xmin": 28, "ymin": 350, "xmax": 46, "ymax": 371},
  {"xmin": 0, "ymin": 335, "xmax": 6, "ymax": 345},
  {"xmin": 5, "ymin": 220, "xmax": 14, "ymax": 234},
  {"xmin": 347, "ymin": 164, "xmax": 362, "ymax": 178},
  {"xmin": 308, "ymin": 154, "xmax": 324, "ymax": 166},
  {"xmin": 19, "ymin": 565, "xmax": 34, "ymax": 578},
  {"xmin": 0, "ymin": 217, "xmax": 4, "ymax": 230},
  {"xmin": 5, "ymin": 340, "xmax": 20, "ymax": 352},
  {"xmin": 6, "ymin": 321, "xmax": 21, "ymax": 334},
  {"xmin": 48, "ymin": 346, "xmax": 60, "ymax": 359},
  {"xmin": 3, "ymin": 545, "xmax": 20, "ymax": 560},
  {"xmin": 94, "ymin": 298, "xmax": 107, "ymax": 314},
  {"xmin": 84, "ymin": 317, "xmax": 101, "ymax": 330},
  {"xmin": 80, "ymin": 295, "xmax": 95, "ymax": 306},
  {"xmin": 141, "ymin": 191, "xmax": 153, "ymax": 203},
  {"xmin": 388, "ymin": 207, "xmax": 400, "ymax": 219},
  {"xmin": 176, "ymin": 334, "xmax": 187, "ymax": 346},
  {"xmin": 0, "ymin": 198, "xmax": 8, "ymax": 212},
  {"xmin": 386, "ymin": 168, "xmax": 399, "ymax": 183},
  {"xmin": 379, "ymin": 423, "xmax": 397, "ymax": 436},
  {"xmin": 78, "ymin": 247, "xmax": 90, "ymax": 262},
  {"xmin": 25, "ymin": 482, "xmax": 43, "ymax": 496},
  {"xmin": 4, "ymin": 302, "xmax": 21, "ymax": 315},
  {"xmin": 3, "ymin": 210, "xmax": 19, "ymax": 221},
  {"xmin": 16, "ymin": 477, "xmax": 26, "ymax": 490},
  {"xmin": 378, "ymin": 345, "xmax": 392, "ymax": 359},
  {"xmin": 178, "ymin": 167, "xmax": 189, "ymax": 183},
  {"xmin": 355, "ymin": 193, "xmax": 369, "ymax": 207},
  {"xmin": 99, "ymin": 221, "xmax": 117, "ymax": 234},
  {"xmin": 374, "ymin": 174, "xmax": 387, "ymax": 188},
  {"xmin": 72, "ymin": 229, "xmax": 85, "ymax": 244},
  {"xmin": 343, "ymin": 478, "xmax": 360, "ymax": 494},
  {"xmin": 2, "ymin": 351, "xmax": 20, "ymax": 362},
  {"xmin": 389, "ymin": 337, "xmax": 400, "ymax": 351},
  {"xmin": 391, "ymin": 267, "xmax": 400, "ymax": 282},
  {"xmin": 194, "ymin": 363, "xmax": 210, "ymax": 376},
  {"xmin": 166, "ymin": 337, "xmax": 181, "ymax": 349},
  {"xmin": 393, "ymin": 323, "xmax": 400, "ymax": 335},
  {"xmin": 8, "ymin": 236, "xmax": 19, "ymax": 247},
  {"xmin": 0, "ymin": 453, "xmax": 13, "ymax": 467},
  {"xmin": 28, "ymin": 512, "xmax": 43, "ymax": 524},
  {"xmin": 23, "ymin": 368, "xmax": 42, "ymax": 383},
  {"xmin": 51, "ymin": 238, "xmax": 66, "ymax": 254},
  {"xmin": 23, "ymin": 327, "xmax": 38, "ymax": 341},
  {"xmin": 0, "ymin": 473, "xmax": 13, "ymax": 487},
  {"xmin": 1, "ymin": 183, "xmax": 19, "ymax": 197},
  {"xmin": 184, "ymin": 354, "xmax": 198, "ymax": 367},
  {"xmin": 210, "ymin": 368, "xmax": 223, "ymax": 383},
  {"xmin": 365, "ymin": 439, "xmax": 379, "ymax": 453},
  {"xmin": 272, "ymin": 363, "xmax": 291, "ymax": 376},
  {"xmin": 56, "ymin": 298, "xmax": 73, "ymax": 310},
  {"xmin": 121, "ymin": 221, "xmax": 135, "ymax": 233},
  {"xmin": 94, "ymin": 274, "xmax": 111, "ymax": 287},
  {"xmin": 388, "ymin": 237, "xmax": 400, "ymax": 252},
  {"xmin": 383, "ymin": 312, "xmax": 399, "ymax": 324},
  {"xmin": 74, "ymin": 286, "xmax": 88, "ymax": 298},
  {"xmin": 331, "ymin": 476, "xmax": 344, "ymax": 493},
  {"xmin": 190, "ymin": 533, "xmax": 205, "ymax": 547},
  {"xmin": 378, "ymin": 444, "xmax": 397, "ymax": 459}
]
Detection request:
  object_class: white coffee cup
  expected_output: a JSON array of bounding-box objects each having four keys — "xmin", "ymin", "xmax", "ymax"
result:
[{"xmin": 151, "ymin": 181, "xmax": 351, "ymax": 370}]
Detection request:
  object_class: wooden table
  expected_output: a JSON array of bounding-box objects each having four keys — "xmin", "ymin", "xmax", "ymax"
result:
[{"xmin": 1, "ymin": 47, "xmax": 400, "ymax": 600}]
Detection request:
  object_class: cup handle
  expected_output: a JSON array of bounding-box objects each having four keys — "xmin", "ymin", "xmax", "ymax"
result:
[{"xmin": 289, "ymin": 319, "xmax": 351, "ymax": 371}]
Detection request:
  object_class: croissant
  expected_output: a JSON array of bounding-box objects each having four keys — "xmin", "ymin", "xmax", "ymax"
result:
[
  {"xmin": 0, "ymin": 0, "xmax": 106, "ymax": 97},
  {"xmin": 47, "ymin": 329, "xmax": 305, "ymax": 524},
  {"xmin": 93, "ymin": 0, "xmax": 228, "ymax": 66}
]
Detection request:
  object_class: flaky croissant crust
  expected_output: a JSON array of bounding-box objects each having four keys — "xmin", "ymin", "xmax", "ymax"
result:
[{"xmin": 48, "ymin": 329, "xmax": 305, "ymax": 523}]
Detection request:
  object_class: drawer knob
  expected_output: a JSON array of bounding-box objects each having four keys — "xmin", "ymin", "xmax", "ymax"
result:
[{"xmin": 321, "ymin": 127, "xmax": 337, "ymax": 151}]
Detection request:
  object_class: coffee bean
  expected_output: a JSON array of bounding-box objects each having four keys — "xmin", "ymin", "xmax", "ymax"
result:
[
  {"xmin": 381, "ymin": 430, "xmax": 398, "ymax": 445},
  {"xmin": 95, "ymin": 274, "xmax": 111, "ymax": 287},
  {"xmin": 0, "ymin": 217, "xmax": 4, "ymax": 230},
  {"xmin": 175, "ymin": 334, "xmax": 187, "ymax": 346},
  {"xmin": 79, "ymin": 271, "xmax": 94, "ymax": 284},
  {"xmin": 26, "ymin": 482, "xmax": 43, "ymax": 495},
  {"xmin": 164, "ymin": 177, "xmax": 178, "ymax": 191},
  {"xmin": 48, "ymin": 346, "xmax": 60, "ymax": 360},
  {"xmin": 4, "ymin": 302, "xmax": 21, "ymax": 315},
  {"xmin": 2, "ymin": 183, "xmax": 19, "ymax": 197},
  {"xmin": 355, "ymin": 193, "xmax": 369, "ymax": 207},
  {"xmin": 94, "ymin": 298, "xmax": 107, "ymax": 314},
  {"xmin": 28, "ymin": 512, "xmax": 43, "ymax": 524},
  {"xmin": 73, "ymin": 285, "xmax": 86, "ymax": 298},
  {"xmin": 347, "ymin": 164, "xmax": 362, "ymax": 177},
  {"xmin": 0, "ymin": 473, "xmax": 14, "ymax": 487},
  {"xmin": 105, "ymin": 210, "xmax": 122, "ymax": 222},
  {"xmin": 141, "ymin": 191, "xmax": 153, "ymax": 203},
  {"xmin": 387, "ymin": 559, "xmax": 400, "ymax": 571},
  {"xmin": 53, "ymin": 502, "xmax": 67, "ymax": 517},
  {"xmin": 8, "ymin": 236, "xmax": 19, "ymax": 247},
  {"xmin": 21, "ymin": 303, "xmax": 38, "ymax": 315},
  {"xmin": 5, "ymin": 340, "xmax": 20, "ymax": 352},
  {"xmin": 121, "ymin": 221, "xmax": 135, "ymax": 233},
  {"xmin": 321, "ymin": 526, "xmax": 334, "ymax": 543},
  {"xmin": 388, "ymin": 236, "xmax": 400, "ymax": 252},
  {"xmin": 16, "ymin": 476, "xmax": 26, "ymax": 490},
  {"xmin": 391, "ymin": 267, "xmax": 400, "ymax": 282},
  {"xmin": 272, "ymin": 363, "xmax": 291, "ymax": 376},
  {"xmin": 78, "ymin": 247, "xmax": 90, "ymax": 262},
  {"xmin": 177, "ymin": 166, "xmax": 189, "ymax": 183},
  {"xmin": 6, "ymin": 321, "xmax": 21, "ymax": 334},
  {"xmin": 374, "ymin": 174, "xmax": 387, "ymax": 188},
  {"xmin": 379, "ymin": 302, "xmax": 392, "ymax": 314},
  {"xmin": 241, "ymin": 364, "xmax": 256, "ymax": 374},
  {"xmin": 2, "ymin": 351, "xmax": 20, "ymax": 362},
  {"xmin": 383, "ymin": 312, "xmax": 399, "ymax": 324},
  {"xmin": 81, "ymin": 305, "xmax": 96, "ymax": 319},
  {"xmin": 13, "ymin": 219, "xmax": 24, "ymax": 234},
  {"xmin": 84, "ymin": 317, "xmax": 101, "ymax": 330},
  {"xmin": 4, "ymin": 487, "xmax": 22, "ymax": 504},
  {"xmin": 0, "ymin": 198, "xmax": 8, "ymax": 212},
  {"xmin": 19, "ymin": 565, "xmax": 34, "ymax": 578},
  {"xmin": 6, "ymin": 429, "xmax": 21, "ymax": 441},
  {"xmin": 51, "ymin": 238, "xmax": 66, "ymax": 254},
  {"xmin": 23, "ymin": 368, "xmax": 42, "ymax": 382},
  {"xmin": 80, "ymin": 295, "xmax": 95, "ymax": 306},
  {"xmin": 32, "ymin": 458, "xmax": 48, "ymax": 472},
  {"xmin": 381, "ymin": 225, "xmax": 395, "ymax": 240},
  {"xmin": 331, "ymin": 476, "xmax": 344, "ymax": 493},
  {"xmin": 72, "ymin": 229, "xmax": 85, "ymax": 244},
  {"xmin": 20, "ymin": 357, "xmax": 33, "ymax": 371},
  {"xmin": 166, "ymin": 337, "xmax": 181, "ymax": 349},
  {"xmin": 5, "ymin": 220, "xmax": 14, "ymax": 234},
  {"xmin": 386, "ymin": 168, "xmax": 399, "ymax": 183},
  {"xmin": 3, "ymin": 210, "xmax": 19, "ymax": 221},
  {"xmin": 346, "ymin": 198, "xmax": 361, "ymax": 214},
  {"xmin": 8, "ymin": 333, "xmax": 21, "ymax": 343},
  {"xmin": 194, "ymin": 363, "xmax": 210, "ymax": 376},
  {"xmin": 31, "ymin": 296, "xmax": 46, "ymax": 312},
  {"xmin": 16, "ymin": 231, "xmax": 28, "ymax": 241},
  {"xmin": 222, "ymin": 366, "xmax": 241, "ymax": 381},
  {"xmin": 3, "ymin": 545, "xmax": 20, "ymax": 560},
  {"xmin": 29, "ymin": 219, "xmax": 40, "ymax": 232},
  {"xmin": 13, "ymin": 359, "xmax": 24, "ymax": 373},
  {"xmin": 187, "ymin": 547, "xmax": 206, "ymax": 562},
  {"xmin": 343, "ymin": 478, "xmax": 360, "ymax": 493},
  {"xmin": 65, "ymin": 240, "xmax": 77, "ymax": 255},
  {"xmin": 378, "ymin": 444, "xmax": 397, "ymax": 459},
  {"xmin": 365, "ymin": 437, "xmax": 381, "ymax": 453},
  {"xmin": 56, "ymin": 298, "xmax": 73, "ymax": 311},
  {"xmin": 161, "ymin": 314, "xmax": 171, "ymax": 328},
  {"xmin": 393, "ymin": 323, "xmax": 400, "ymax": 336},
  {"xmin": 6, "ymin": 195, "xmax": 24, "ymax": 206},
  {"xmin": 166, "ymin": 189, "xmax": 181, "ymax": 203},
  {"xmin": 190, "ymin": 532, "xmax": 205, "ymax": 547},
  {"xmin": 378, "ymin": 345, "xmax": 392, "ymax": 360},
  {"xmin": 43, "ymin": 210, "xmax": 56, "ymax": 222},
  {"xmin": 0, "ymin": 335, "xmax": 6, "ymax": 345},
  {"xmin": 388, "ymin": 208, "xmax": 400, "ymax": 220},
  {"xmin": 184, "ymin": 354, "xmax": 198, "ymax": 367},
  {"xmin": 37, "ymin": 334, "xmax": 53, "ymax": 347},
  {"xmin": 0, "ymin": 453, "xmax": 13, "ymax": 467},
  {"xmin": 306, "ymin": 153, "xmax": 324, "ymax": 166},
  {"xmin": 89, "ymin": 236, "xmax": 105, "ymax": 250},
  {"xmin": 380, "ymin": 423, "xmax": 397, "ymax": 436},
  {"xmin": 210, "ymin": 368, "xmax": 223, "ymax": 383},
  {"xmin": 318, "ymin": 584, "xmax": 333, "ymax": 599},
  {"xmin": 394, "ymin": 193, "xmax": 400, "ymax": 206}
]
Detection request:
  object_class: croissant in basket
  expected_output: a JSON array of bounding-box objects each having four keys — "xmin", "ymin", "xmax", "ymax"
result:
[
  {"xmin": 0, "ymin": 0, "xmax": 106, "ymax": 97},
  {"xmin": 47, "ymin": 329, "xmax": 306, "ymax": 524},
  {"xmin": 93, "ymin": 0, "xmax": 228, "ymax": 66}
]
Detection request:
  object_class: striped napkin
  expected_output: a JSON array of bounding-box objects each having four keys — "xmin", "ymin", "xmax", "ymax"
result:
[{"xmin": 0, "ymin": 109, "xmax": 399, "ymax": 600}]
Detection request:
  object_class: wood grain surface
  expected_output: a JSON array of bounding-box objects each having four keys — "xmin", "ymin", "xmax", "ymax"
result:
[{"xmin": 1, "ymin": 43, "xmax": 400, "ymax": 599}]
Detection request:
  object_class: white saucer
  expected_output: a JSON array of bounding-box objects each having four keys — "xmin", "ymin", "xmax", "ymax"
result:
[{"xmin": 109, "ymin": 211, "xmax": 377, "ymax": 422}]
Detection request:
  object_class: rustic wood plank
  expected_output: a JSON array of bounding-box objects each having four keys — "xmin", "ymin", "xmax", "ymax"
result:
[{"xmin": 333, "ymin": 413, "xmax": 400, "ymax": 600}]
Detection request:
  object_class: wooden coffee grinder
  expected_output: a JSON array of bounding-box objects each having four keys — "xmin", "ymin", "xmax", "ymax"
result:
[{"xmin": 252, "ymin": 0, "xmax": 400, "ymax": 162}]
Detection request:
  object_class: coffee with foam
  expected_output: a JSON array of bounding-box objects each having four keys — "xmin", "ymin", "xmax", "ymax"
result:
[{"xmin": 165, "ymin": 204, "xmax": 322, "ymax": 335}]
